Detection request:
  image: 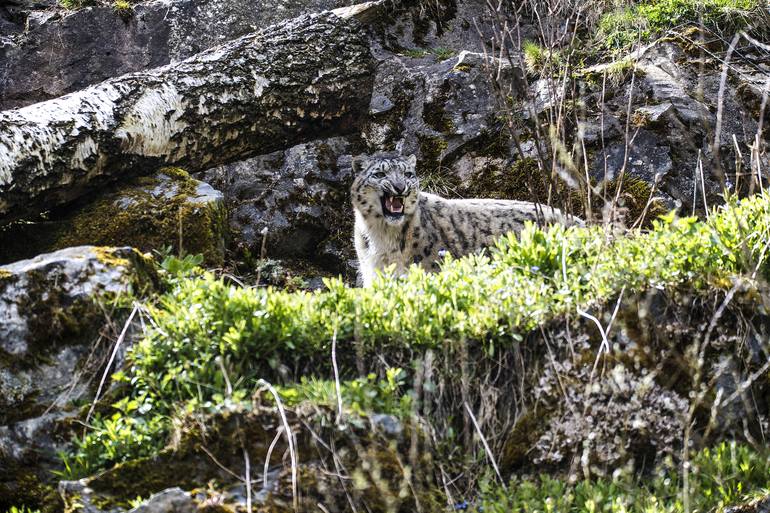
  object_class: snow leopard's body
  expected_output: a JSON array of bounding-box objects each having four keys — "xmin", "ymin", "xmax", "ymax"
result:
[{"xmin": 351, "ymin": 153, "xmax": 581, "ymax": 286}]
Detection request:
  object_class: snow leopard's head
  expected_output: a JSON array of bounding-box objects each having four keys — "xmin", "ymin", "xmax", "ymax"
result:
[{"xmin": 351, "ymin": 153, "xmax": 420, "ymax": 226}]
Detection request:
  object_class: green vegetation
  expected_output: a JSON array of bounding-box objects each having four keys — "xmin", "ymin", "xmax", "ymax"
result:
[
  {"xmin": 58, "ymin": 0, "xmax": 95, "ymax": 9},
  {"xmin": 58, "ymin": 0, "xmax": 138, "ymax": 11},
  {"xmin": 400, "ymin": 48, "xmax": 429, "ymax": 58},
  {"xmin": 432, "ymin": 47, "xmax": 456, "ymax": 60},
  {"xmin": 604, "ymin": 57, "xmax": 637, "ymax": 85},
  {"xmin": 523, "ymin": 41, "xmax": 562, "ymax": 75},
  {"xmin": 60, "ymin": 192, "xmax": 770, "ymax": 479},
  {"xmin": 480, "ymin": 442, "xmax": 770, "ymax": 512},
  {"xmin": 112, "ymin": 0, "xmax": 133, "ymax": 18},
  {"xmin": 597, "ymin": 0, "xmax": 764, "ymax": 52},
  {"xmin": 399, "ymin": 47, "xmax": 456, "ymax": 60},
  {"xmin": 279, "ymin": 368, "xmax": 413, "ymax": 418}
]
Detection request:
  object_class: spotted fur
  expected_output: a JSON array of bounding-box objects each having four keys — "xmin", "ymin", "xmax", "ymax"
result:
[{"xmin": 351, "ymin": 153, "xmax": 583, "ymax": 286}]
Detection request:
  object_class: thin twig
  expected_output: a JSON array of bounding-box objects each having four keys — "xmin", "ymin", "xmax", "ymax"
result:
[
  {"xmin": 463, "ymin": 401, "xmax": 506, "ymax": 490},
  {"xmin": 331, "ymin": 326, "xmax": 343, "ymax": 424},
  {"xmin": 258, "ymin": 379, "xmax": 299, "ymax": 511},
  {"xmin": 86, "ymin": 305, "xmax": 138, "ymax": 425}
]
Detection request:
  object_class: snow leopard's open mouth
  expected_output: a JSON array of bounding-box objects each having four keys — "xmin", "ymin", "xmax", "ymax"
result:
[{"xmin": 381, "ymin": 194, "xmax": 405, "ymax": 218}]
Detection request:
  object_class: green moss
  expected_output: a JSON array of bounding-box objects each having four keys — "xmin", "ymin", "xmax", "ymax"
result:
[
  {"xmin": 6, "ymin": 247, "xmax": 156, "ymax": 360},
  {"xmin": 0, "ymin": 268, "xmax": 12, "ymax": 280},
  {"xmin": 399, "ymin": 47, "xmax": 456, "ymax": 61},
  {"xmin": 400, "ymin": 48, "xmax": 429, "ymax": 58},
  {"xmin": 607, "ymin": 175, "xmax": 670, "ymax": 227},
  {"xmin": 453, "ymin": 63, "xmax": 472, "ymax": 73},
  {"xmin": 422, "ymin": 82, "xmax": 455, "ymax": 134},
  {"xmin": 85, "ymin": 457, "xmax": 209, "ymax": 508},
  {"xmin": 416, "ymin": 134, "xmax": 459, "ymax": 195},
  {"xmin": 423, "ymin": 104, "xmax": 455, "ymax": 134},
  {"xmin": 0, "ymin": 464, "xmax": 62, "ymax": 513},
  {"xmin": 431, "ymin": 47, "xmax": 455, "ymax": 60},
  {"xmin": 499, "ymin": 410, "xmax": 544, "ymax": 472},
  {"xmin": 92, "ymin": 246, "xmax": 131, "ymax": 268},
  {"xmin": 13, "ymin": 267, "xmax": 103, "ymax": 356},
  {"xmin": 523, "ymin": 40, "xmax": 562, "ymax": 76},
  {"xmin": 606, "ymin": 57, "xmax": 638, "ymax": 85},
  {"xmin": 464, "ymin": 156, "xmax": 548, "ymax": 202},
  {"xmin": 55, "ymin": 168, "xmax": 226, "ymax": 266},
  {"xmin": 417, "ymin": 134, "xmax": 449, "ymax": 172}
]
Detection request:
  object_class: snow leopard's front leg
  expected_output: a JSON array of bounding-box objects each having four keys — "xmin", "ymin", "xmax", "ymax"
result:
[{"xmin": 354, "ymin": 222, "xmax": 376, "ymax": 287}]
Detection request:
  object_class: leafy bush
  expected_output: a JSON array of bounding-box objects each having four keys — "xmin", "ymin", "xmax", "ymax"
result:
[
  {"xmin": 597, "ymin": 0, "xmax": 764, "ymax": 52},
  {"xmin": 279, "ymin": 368, "xmax": 413, "ymax": 418},
  {"xmin": 479, "ymin": 441, "xmax": 770, "ymax": 512},
  {"xmin": 65, "ymin": 193, "xmax": 770, "ymax": 475}
]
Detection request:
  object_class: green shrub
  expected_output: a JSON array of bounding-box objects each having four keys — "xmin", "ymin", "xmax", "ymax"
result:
[
  {"xmin": 597, "ymin": 0, "xmax": 764, "ymax": 52},
  {"xmin": 479, "ymin": 441, "xmax": 770, "ymax": 512},
  {"xmin": 64, "ymin": 192, "xmax": 770, "ymax": 475},
  {"xmin": 279, "ymin": 368, "xmax": 413, "ymax": 418}
]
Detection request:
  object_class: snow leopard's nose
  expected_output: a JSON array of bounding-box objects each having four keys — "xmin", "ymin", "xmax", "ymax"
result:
[{"xmin": 390, "ymin": 181, "xmax": 406, "ymax": 194}]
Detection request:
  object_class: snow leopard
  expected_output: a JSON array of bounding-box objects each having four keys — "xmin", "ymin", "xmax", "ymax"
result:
[{"xmin": 350, "ymin": 152, "xmax": 583, "ymax": 287}]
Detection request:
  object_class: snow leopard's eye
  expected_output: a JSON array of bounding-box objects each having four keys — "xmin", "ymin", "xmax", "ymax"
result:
[
  {"xmin": 405, "ymin": 171, "xmax": 416, "ymax": 178},
  {"xmin": 372, "ymin": 171, "xmax": 386, "ymax": 179}
]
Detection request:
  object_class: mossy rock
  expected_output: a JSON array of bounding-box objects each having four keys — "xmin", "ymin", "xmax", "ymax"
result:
[
  {"xmin": 0, "ymin": 168, "xmax": 227, "ymax": 267},
  {"xmin": 0, "ymin": 246, "xmax": 156, "ymax": 512},
  {"xmin": 59, "ymin": 168, "xmax": 227, "ymax": 266},
  {"xmin": 0, "ymin": 245, "xmax": 156, "ymax": 358},
  {"xmin": 0, "ymin": 463, "xmax": 62, "ymax": 513}
]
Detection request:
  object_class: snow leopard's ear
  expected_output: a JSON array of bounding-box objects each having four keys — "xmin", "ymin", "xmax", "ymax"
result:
[
  {"xmin": 352, "ymin": 155, "xmax": 369, "ymax": 175},
  {"xmin": 405, "ymin": 154, "xmax": 417, "ymax": 170}
]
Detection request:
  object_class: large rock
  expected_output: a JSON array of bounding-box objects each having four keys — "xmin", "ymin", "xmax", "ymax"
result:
[
  {"xmin": 362, "ymin": 50, "xmax": 523, "ymax": 171},
  {"xmin": 577, "ymin": 37, "xmax": 769, "ymax": 212},
  {"xmin": 201, "ymin": 137, "xmax": 356, "ymax": 271},
  {"xmin": 0, "ymin": 246, "xmax": 156, "ymax": 510},
  {"xmin": 0, "ymin": 246, "xmax": 155, "ymax": 358},
  {"xmin": 0, "ymin": 0, "xmax": 345, "ymax": 110},
  {"xmin": 0, "ymin": 168, "xmax": 227, "ymax": 266},
  {"xmin": 499, "ymin": 285, "xmax": 770, "ymax": 479}
]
